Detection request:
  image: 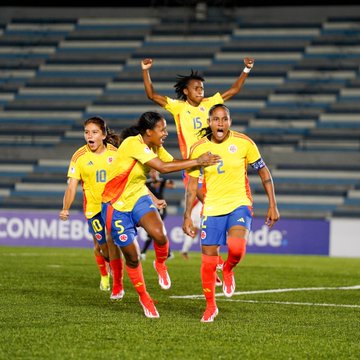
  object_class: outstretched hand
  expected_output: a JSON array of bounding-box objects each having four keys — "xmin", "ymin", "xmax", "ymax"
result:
[
  {"xmin": 244, "ymin": 57, "xmax": 255, "ymax": 69},
  {"xmin": 197, "ymin": 152, "xmax": 221, "ymax": 167},
  {"xmin": 141, "ymin": 58, "xmax": 153, "ymax": 70}
]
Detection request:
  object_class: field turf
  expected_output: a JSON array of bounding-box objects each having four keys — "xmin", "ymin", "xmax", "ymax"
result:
[{"xmin": 0, "ymin": 246, "xmax": 359, "ymax": 359}]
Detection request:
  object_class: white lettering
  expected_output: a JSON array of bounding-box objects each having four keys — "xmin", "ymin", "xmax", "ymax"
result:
[
  {"xmin": 170, "ymin": 226, "xmax": 185, "ymax": 244},
  {"xmin": 8, "ymin": 218, "xmax": 23, "ymax": 238},
  {"xmin": 248, "ymin": 225, "xmax": 283, "ymax": 247}
]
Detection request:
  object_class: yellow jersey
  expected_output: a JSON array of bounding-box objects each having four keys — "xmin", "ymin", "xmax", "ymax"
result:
[
  {"xmin": 67, "ymin": 143, "xmax": 118, "ymax": 219},
  {"xmin": 164, "ymin": 93, "xmax": 223, "ymax": 159},
  {"xmin": 102, "ymin": 134, "xmax": 174, "ymax": 211},
  {"xmin": 188, "ymin": 130, "xmax": 261, "ymax": 216}
]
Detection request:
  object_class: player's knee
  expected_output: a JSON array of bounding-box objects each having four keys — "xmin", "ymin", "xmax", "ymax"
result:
[{"xmin": 228, "ymin": 237, "xmax": 247, "ymax": 258}]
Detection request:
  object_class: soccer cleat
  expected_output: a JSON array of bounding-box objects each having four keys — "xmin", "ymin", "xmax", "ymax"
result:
[
  {"xmin": 215, "ymin": 274, "xmax": 222, "ymax": 287},
  {"xmin": 140, "ymin": 253, "xmax": 146, "ymax": 261},
  {"xmin": 153, "ymin": 260, "xmax": 171, "ymax": 290},
  {"xmin": 223, "ymin": 271, "xmax": 235, "ymax": 298},
  {"xmin": 110, "ymin": 289, "xmax": 125, "ymax": 301},
  {"xmin": 100, "ymin": 274, "xmax": 110, "ymax": 291},
  {"xmin": 201, "ymin": 307, "xmax": 219, "ymax": 323},
  {"xmin": 139, "ymin": 296, "xmax": 160, "ymax": 318}
]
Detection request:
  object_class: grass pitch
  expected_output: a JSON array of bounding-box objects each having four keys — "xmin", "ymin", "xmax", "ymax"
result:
[{"xmin": 0, "ymin": 246, "xmax": 359, "ymax": 359}]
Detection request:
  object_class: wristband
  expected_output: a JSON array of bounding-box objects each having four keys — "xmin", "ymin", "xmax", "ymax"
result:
[{"xmin": 243, "ymin": 67, "xmax": 251, "ymax": 73}]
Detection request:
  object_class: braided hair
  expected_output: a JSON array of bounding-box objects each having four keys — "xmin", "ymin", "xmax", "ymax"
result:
[{"xmin": 174, "ymin": 70, "xmax": 204, "ymax": 100}]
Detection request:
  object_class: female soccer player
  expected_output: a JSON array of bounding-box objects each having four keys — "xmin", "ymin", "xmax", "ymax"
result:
[
  {"xmin": 101, "ymin": 111, "xmax": 220, "ymax": 318},
  {"xmin": 182, "ymin": 104, "xmax": 280, "ymax": 322},
  {"xmin": 59, "ymin": 116, "xmax": 125, "ymax": 300},
  {"xmin": 141, "ymin": 56, "xmax": 254, "ymax": 269}
]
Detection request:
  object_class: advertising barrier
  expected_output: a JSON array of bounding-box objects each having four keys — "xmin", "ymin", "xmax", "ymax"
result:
[{"xmin": 0, "ymin": 210, "xmax": 331, "ymax": 256}]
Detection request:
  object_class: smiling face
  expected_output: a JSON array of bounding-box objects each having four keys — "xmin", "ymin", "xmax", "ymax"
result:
[
  {"xmin": 84, "ymin": 122, "xmax": 106, "ymax": 153},
  {"xmin": 146, "ymin": 118, "xmax": 168, "ymax": 148},
  {"xmin": 183, "ymin": 79, "xmax": 204, "ymax": 106},
  {"xmin": 208, "ymin": 105, "xmax": 232, "ymax": 144}
]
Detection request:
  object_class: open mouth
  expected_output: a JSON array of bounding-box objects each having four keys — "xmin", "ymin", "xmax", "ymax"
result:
[{"xmin": 216, "ymin": 129, "xmax": 224, "ymax": 137}]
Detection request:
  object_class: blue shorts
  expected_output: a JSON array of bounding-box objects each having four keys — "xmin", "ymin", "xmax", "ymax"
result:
[
  {"xmin": 101, "ymin": 195, "xmax": 157, "ymax": 248},
  {"xmin": 87, "ymin": 213, "xmax": 107, "ymax": 245},
  {"xmin": 131, "ymin": 195, "xmax": 158, "ymax": 225},
  {"xmin": 200, "ymin": 205, "xmax": 253, "ymax": 246}
]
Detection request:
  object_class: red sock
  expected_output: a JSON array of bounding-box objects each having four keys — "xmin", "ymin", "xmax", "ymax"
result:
[
  {"xmin": 218, "ymin": 255, "xmax": 225, "ymax": 267},
  {"xmin": 153, "ymin": 241, "xmax": 169, "ymax": 264},
  {"xmin": 95, "ymin": 255, "xmax": 108, "ymax": 276},
  {"xmin": 201, "ymin": 254, "xmax": 218, "ymax": 309},
  {"xmin": 224, "ymin": 237, "xmax": 246, "ymax": 273},
  {"xmin": 126, "ymin": 263, "xmax": 147, "ymax": 298},
  {"xmin": 110, "ymin": 258, "xmax": 124, "ymax": 293}
]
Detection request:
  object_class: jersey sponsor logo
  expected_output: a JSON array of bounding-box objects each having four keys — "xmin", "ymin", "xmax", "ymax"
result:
[
  {"xmin": 228, "ymin": 144, "xmax": 237, "ymax": 153},
  {"xmin": 237, "ymin": 217, "xmax": 245, "ymax": 223},
  {"xmin": 87, "ymin": 161, "xmax": 94, "ymax": 166},
  {"xmin": 95, "ymin": 233, "xmax": 102, "ymax": 241},
  {"xmin": 119, "ymin": 233, "xmax": 128, "ymax": 242},
  {"xmin": 200, "ymin": 230, "xmax": 206, "ymax": 240}
]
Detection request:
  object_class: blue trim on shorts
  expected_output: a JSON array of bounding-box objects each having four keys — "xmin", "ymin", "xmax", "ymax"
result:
[
  {"xmin": 200, "ymin": 205, "xmax": 253, "ymax": 246},
  {"xmin": 87, "ymin": 213, "xmax": 107, "ymax": 245}
]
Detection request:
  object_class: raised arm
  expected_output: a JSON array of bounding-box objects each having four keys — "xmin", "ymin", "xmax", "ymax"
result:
[
  {"xmin": 182, "ymin": 175, "xmax": 199, "ymax": 237},
  {"xmin": 145, "ymin": 152, "xmax": 220, "ymax": 174},
  {"xmin": 59, "ymin": 177, "xmax": 79, "ymax": 220},
  {"xmin": 221, "ymin": 57, "xmax": 254, "ymax": 101},
  {"xmin": 141, "ymin": 58, "xmax": 168, "ymax": 107},
  {"xmin": 257, "ymin": 166, "xmax": 280, "ymax": 228}
]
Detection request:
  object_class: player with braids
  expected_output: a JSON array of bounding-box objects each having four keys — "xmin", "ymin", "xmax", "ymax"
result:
[
  {"xmin": 183, "ymin": 104, "xmax": 280, "ymax": 322},
  {"xmin": 141, "ymin": 56, "xmax": 254, "ymax": 275},
  {"xmin": 101, "ymin": 111, "xmax": 220, "ymax": 318},
  {"xmin": 60, "ymin": 116, "xmax": 125, "ymax": 300}
]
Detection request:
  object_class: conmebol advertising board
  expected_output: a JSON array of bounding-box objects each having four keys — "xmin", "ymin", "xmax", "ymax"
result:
[{"xmin": 0, "ymin": 211, "xmax": 329, "ymax": 256}]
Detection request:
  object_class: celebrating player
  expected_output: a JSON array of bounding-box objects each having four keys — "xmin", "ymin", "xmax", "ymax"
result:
[
  {"xmin": 101, "ymin": 111, "xmax": 220, "ymax": 318},
  {"xmin": 182, "ymin": 104, "xmax": 280, "ymax": 322},
  {"xmin": 59, "ymin": 116, "xmax": 125, "ymax": 300},
  {"xmin": 141, "ymin": 56, "xmax": 254, "ymax": 269}
]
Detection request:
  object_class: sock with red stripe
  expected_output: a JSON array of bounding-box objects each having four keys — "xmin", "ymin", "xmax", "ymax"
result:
[
  {"xmin": 126, "ymin": 263, "xmax": 148, "ymax": 300},
  {"xmin": 223, "ymin": 237, "xmax": 247, "ymax": 273},
  {"xmin": 153, "ymin": 241, "xmax": 169, "ymax": 265},
  {"xmin": 201, "ymin": 254, "xmax": 218, "ymax": 309},
  {"xmin": 95, "ymin": 255, "xmax": 108, "ymax": 276},
  {"xmin": 110, "ymin": 258, "xmax": 124, "ymax": 294}
]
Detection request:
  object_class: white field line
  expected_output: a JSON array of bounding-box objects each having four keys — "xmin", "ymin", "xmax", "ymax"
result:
[
  {"xmin": 217, "ymin": 299, "xmax": 360, "ymax": 309},
  {"xmin": 170, "ymin": 285, "xmax": 360, "ymax": 309}
]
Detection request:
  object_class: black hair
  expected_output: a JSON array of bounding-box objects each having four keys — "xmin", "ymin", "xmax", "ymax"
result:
[
  {"xmin": 84, "ymin": 116, "xmax": 121, "ymax": 147},
  {"xmin": 120, "ymin": 111, "xmax": 164, "ymax": 141},
  {"xmin": 198, "ymin": 104, "xmax": 231, "ymax": 139},
  {"xmin": 174, "ymin": 69, "xmax": 205, "ymax": 100}
]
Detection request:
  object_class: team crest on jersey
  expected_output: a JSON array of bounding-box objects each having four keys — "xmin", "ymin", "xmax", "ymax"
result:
[
  {"xmin": 144, "ymin": 146, "xmax": 151, "ymax": 154},
  {"xmin": 228, "ymin": 144, "xmax": 237, "ymax": 153},
  {"xmin": 200, "ymin": 230, "xmax": 207, "ymax": 240},
  {"xmin": 107, "ymin": 156, "xmax": 113, "ymax": 164},
  {"xmin": 95, "ymin": 233, "xmax": 102, "ymax": 241},
  {"xmin": 119, "ymin": 234, "xmax": 128, "ymax": 242}
]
